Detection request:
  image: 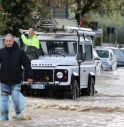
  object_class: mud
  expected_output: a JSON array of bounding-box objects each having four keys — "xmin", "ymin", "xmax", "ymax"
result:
[{"xmin": 1, "ymin": 67, "xmax": 124, "ymax": 127}]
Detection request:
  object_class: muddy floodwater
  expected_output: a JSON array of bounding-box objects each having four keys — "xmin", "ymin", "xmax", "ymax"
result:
[{"xmin": 1, "ymin": 67, "xmax": 124, "ymax": 127}]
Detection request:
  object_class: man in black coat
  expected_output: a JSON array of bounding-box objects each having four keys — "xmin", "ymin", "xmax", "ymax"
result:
[{"xmin": 0, "ymin": 34, "xmax": 33, "ymax": 121}]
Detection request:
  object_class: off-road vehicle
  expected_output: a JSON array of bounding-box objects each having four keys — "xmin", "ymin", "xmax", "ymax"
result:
[{"xmin": 21, "ymin": 26, "xmax": 96, "ymax": 99}]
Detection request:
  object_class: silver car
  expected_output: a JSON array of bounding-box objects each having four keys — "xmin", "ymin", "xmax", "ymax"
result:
[
  {"xmin": 114, "ymin": 48, "xmax": 124, "ymax": 66},
  {"xmin": 95, "ymin": 47, "xmax": 117, "ymax": 71}
]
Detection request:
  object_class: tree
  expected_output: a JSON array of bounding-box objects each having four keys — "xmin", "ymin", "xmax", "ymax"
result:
[
  {"xmin": 32, "ymin": 0, "xmax": 50, "ymax": 16},
  {"xmin": 75, "ymin": 0, "xmax": 122, "ymax": 16},
  {"xmin": 73, "ymin": 0, "xmax": 122, "ymax": 25},
  {"xmin": 1, "ymin": 0, "xmax": 33, "ymax": 36}
]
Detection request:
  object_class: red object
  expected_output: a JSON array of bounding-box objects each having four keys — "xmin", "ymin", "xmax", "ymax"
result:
[{"xmin": 80, "ymin": 17, "xmax": 84, "ymax": 27}]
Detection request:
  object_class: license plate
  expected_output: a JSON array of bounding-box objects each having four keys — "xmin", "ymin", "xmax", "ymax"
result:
[{"xmin": 31, "ymin": 84, "xmax": 45, "ymax": 89}]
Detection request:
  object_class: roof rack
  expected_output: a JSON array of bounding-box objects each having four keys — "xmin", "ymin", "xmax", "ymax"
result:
[
  {"xmin": 65, "ymin": 26, "xmax": 95, "ymax": 36},
  {"xmin": 40, "ymin": 18, "xmax": 58, "ymax": 31},
  {"xmin": 65, "ymin": 26, "xmax": 93, "ymax": 32},
  {"xmin": 19, "ymin": 26, "xmax": 96, "ymax": 37}
]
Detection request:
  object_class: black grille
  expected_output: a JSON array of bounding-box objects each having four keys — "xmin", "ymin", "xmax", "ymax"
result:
[
  {"xmin": 24, "ymin": 69, "xmax": 53, "ymax": 82},
  {"xmin": 33, "ymin": 69, "xmax": 53, "ymax": 82}
]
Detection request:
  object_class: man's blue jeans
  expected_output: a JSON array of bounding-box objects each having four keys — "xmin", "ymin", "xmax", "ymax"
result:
[{"xmin": 0, "ymin": 83, "xmax": 25, "ymax": 121}]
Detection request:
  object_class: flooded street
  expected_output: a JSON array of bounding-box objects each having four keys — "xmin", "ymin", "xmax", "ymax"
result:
[{"xmin": 1, "ymin": 67, "xmax": 124, "ymax": 127}]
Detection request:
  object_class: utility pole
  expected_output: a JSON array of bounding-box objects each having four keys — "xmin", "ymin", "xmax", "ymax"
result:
[
  {"xmin": 107, "ymin": 27, "xmax": 115, "ymax": 46},
  {"xmin": 65, "ymin": 0, "xmax": 68, "ymax": 19},
  {"xmin": 115, "ymin": 29, "xmax": 118, "ymax": 46}
]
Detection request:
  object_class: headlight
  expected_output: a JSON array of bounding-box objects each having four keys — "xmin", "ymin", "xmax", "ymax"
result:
[
  {"xmin": 57, "ymin": 72, "xmax": 63, "ymax": 79},
  {"xmin": 55, "ymin": 69, "xmax": 68, "ymax": 82}
]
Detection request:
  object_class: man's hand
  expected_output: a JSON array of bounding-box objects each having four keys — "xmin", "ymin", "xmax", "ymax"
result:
[
  {"xmin": 27, "ymin": 79, "xmax": 33, "ymax": 85},
  {"xmin": 19, "ymin": 29, "xmax": 24, "ymax": 34}
]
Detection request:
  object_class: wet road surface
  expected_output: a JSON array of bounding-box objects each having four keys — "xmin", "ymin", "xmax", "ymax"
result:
[{"xmin": 1, "ymin": 67, "xmax": 124, "ymax": 127}]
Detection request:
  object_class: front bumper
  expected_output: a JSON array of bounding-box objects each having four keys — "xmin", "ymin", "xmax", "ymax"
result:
[
  {"xmin": 102, "ymin": 65, "xmax": 111, "ymax": 71},
  {"xmin": 117, "ymin": 61, "xmax": 124, "ymax": 66},
  {"xmin": 21, "ymin": 83, "xmax": 71, "ymax": 95}
]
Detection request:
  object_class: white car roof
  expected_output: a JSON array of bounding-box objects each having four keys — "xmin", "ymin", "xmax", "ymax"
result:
[
  {"xmin": 38, "ymin": 34, "xmax": 93, "ymax": 44},
  {"xmin": 106, "ymin": 47, "xmax": 118, "ymax": 49},
  {"xmin": 95, "ymin": 46, "xmax": 109, "ymax": 50}
]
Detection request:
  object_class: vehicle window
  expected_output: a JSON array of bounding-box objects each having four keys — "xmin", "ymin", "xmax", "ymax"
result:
[
  {"xmin": 40, "ymin": 41, "xmax": 77, "ymax": 56},
  {"xmin": 85, "ymin": 45, "xmax": 93, "ymax": 60},
  {"xmin": 112, "ymin": 49, "xmax": 124, "ymax": 57},
  {"xmin": 119, "ymin": 50, "xmax": 124, "ymax": 57},
  {"xmin": 96, "ymin": 50, "xmax": 109, "ymax": 58},
  {"xmin": 110, "ymin": 52, "xmax": 113, "ymax": 59}
]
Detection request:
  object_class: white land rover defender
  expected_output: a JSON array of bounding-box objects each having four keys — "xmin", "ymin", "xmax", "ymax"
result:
[{"xmin": 21, "ymin": 26, "xmax": 96, "ymax": 99}]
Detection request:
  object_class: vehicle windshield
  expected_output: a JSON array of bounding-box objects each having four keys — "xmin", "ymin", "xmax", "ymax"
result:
[
  {"xmin": 96, "ymin": 49, "xmax": 109, "ymax": 58},
  {"xmin": 112, "ymin": 49, "xmax": 124, "ymax": 57},
  {"xmin": 40, "ymin": 41, "xmax": 77, "ymax": 56}
]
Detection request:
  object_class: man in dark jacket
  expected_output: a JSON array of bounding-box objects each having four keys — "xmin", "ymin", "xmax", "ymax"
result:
[{"xmin": 0, "ymin": 34, "xmax": 33, "ymax": 121}]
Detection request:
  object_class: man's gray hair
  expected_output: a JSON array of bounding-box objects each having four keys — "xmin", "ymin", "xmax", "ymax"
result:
[{"xmin": 5, "ymin": 34, "xmax": 14, "ymax": 40}]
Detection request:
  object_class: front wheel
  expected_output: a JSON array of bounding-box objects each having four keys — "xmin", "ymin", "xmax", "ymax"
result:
[
  {"xmin": 70, "ymin": 79, "xmax": 80, "ymax": 99},
  {"xmin": 87, "ymin": 77, "xmax": 95, "ymax": 96}
]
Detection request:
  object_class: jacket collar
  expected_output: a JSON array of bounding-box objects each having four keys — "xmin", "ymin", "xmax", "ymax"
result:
[{"xmin": 5, "ymin": 42, "xmax": 19, "ymax": 51}]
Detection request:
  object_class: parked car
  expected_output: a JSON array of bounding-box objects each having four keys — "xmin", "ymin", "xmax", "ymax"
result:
[
  {"xmin": 120, "ymin": 48, "xmax": 124, "ymax": 53},
  {"xmin": 93, "ymin": 49, "xmax": 102, "ymax": 74},
  {"xmin": 95, "ymin": 47, "xmax": 117, "ymax": 71},
  {"xmin": 107, "ymin": 47, "xmax": 124, "ymax": 66}
]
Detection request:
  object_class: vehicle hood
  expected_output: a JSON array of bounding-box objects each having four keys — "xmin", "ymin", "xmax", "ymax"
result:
[
  {"xmin": 100, "ymin": 58, "xmax": 110, "ymax": 63},
  {"xmin": 31, "ymin": 56, "xmax": 77, "ymax": 67}
]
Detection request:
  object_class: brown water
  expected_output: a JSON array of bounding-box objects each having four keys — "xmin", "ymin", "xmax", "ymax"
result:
[{"xmin": 1, "ymin": 67, "xmax": 124, "ymax": 127}]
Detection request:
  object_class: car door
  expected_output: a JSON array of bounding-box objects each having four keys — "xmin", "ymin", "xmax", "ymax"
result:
[{"xmin": 80, "ymin": 44, "xmax": 95, "ymax": 88}]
